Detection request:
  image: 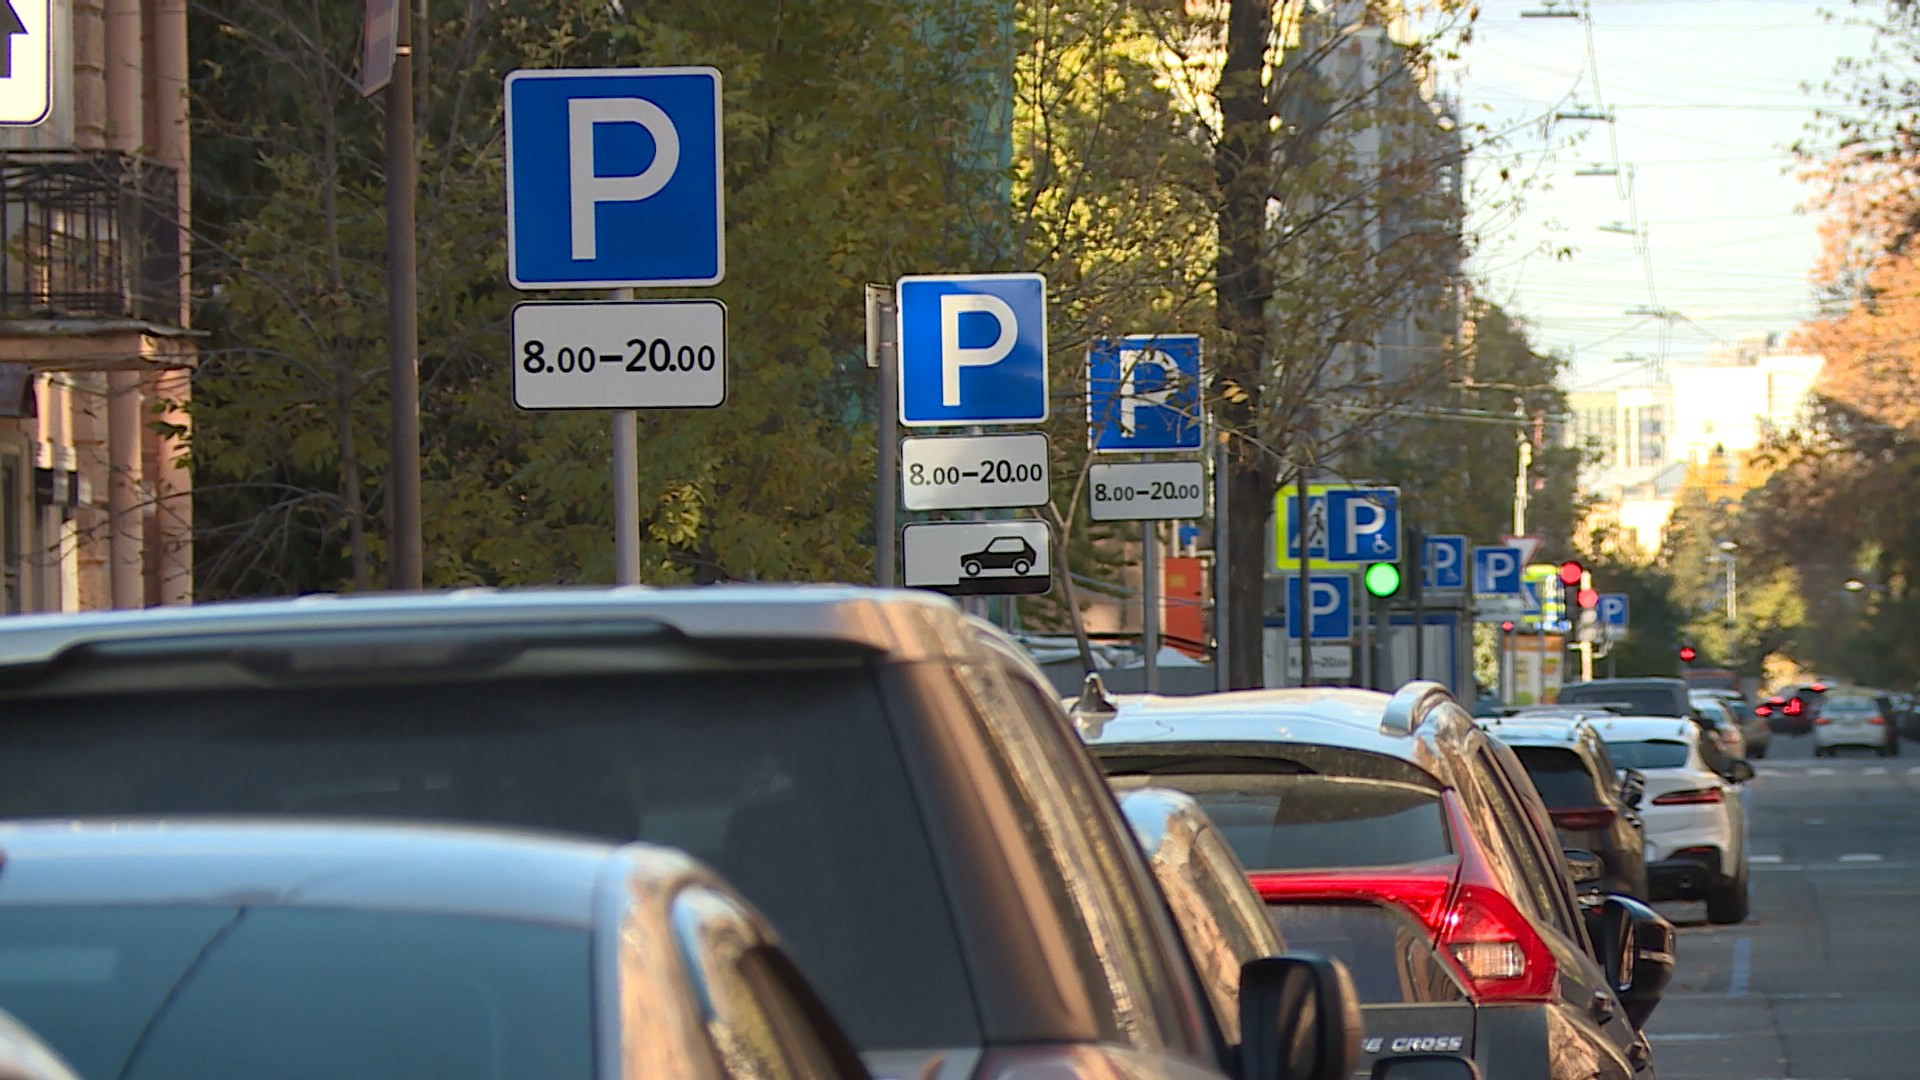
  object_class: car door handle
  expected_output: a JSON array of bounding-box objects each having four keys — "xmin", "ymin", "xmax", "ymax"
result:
[{"xmin": 1591, "ymin": 990, "xmax": 1616, "ymax": 1025}]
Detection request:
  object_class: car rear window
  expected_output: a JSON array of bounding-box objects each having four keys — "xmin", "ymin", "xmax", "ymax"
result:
[
  {"xmin": 1602, "ymin": 740, "xmax": 1689, "ymax": 770},
  {"xmin": 1509, "ymin": 747, "xmax": 1601, "ymax": 808},
  {"xmin": 1558, "ymin": 684, "xmax": 1684, "ymax": 717},
  {"xmin": 1826, "ymin": 696, "xmax": 1876, "ymax": 714},
  {"xmin": 0, "ymin": 906, "xmax": 591, "ymax": 1080},
  {"xmin": 1105, "ymin": 773, "xmax": 1451, "ymax": 871},
  {"xmin": 0, "ymin": 667, "xmax": 976, "ymax": 1051}
]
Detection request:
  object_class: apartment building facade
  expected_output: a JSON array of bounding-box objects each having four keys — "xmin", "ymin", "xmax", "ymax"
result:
[{"xmin": 0, "ymin": 0, "xmax": 192, "ymax": 614}]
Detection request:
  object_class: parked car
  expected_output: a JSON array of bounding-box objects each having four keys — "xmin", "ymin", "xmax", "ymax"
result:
[
  {"xmin": 1814, "ymin": 691, "xmax": 1899, "ymax": 757},
  {"xmin": 1073, "ymin": 682, "xmax": 1673, "ymax": 1080},
  {"xmin": 1557, "ymin": 678, "xmax": 1693, "ymax": 719},
  {"xmin": 1687, "ymin": 692, "xmax": 1750, "ymax": 761},
  {"xmin": 0, "ymin": 1010, "xmax": 82, "ymax": 1080},
  {"xmin": 1590, "ymin": 716, "xmax": 1753, "ymax": 924},
  {"xmin": 1118, "ymin": 781, "xmax": 1474, "ymax": 1079},
  {"xmin": 0, "ymin": 820, "xmax": 871, "ymax": 1080},
  {"xmin": 1476, "ymin": 713, "xmax": 1651, "ymax": 899},
  {"xmin": 1695, "ymin": 688, "xmax": 1769, "ymax": 758},
  {"xmin": 0, "ymin": 587, "xmax": 1358, "ymax": 1080}
]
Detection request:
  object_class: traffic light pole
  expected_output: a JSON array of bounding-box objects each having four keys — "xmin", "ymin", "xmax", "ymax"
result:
[{"xmin": 1357, "ymin": 582, "xmax": 1371, "ymax": 689}]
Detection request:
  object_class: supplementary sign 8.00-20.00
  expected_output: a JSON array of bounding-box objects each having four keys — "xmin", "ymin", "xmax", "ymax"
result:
[{"xmin": 512, "ymin": 299, "xmax": 727, "ymax": 410}]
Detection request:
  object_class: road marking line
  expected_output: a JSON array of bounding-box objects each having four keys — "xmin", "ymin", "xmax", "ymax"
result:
[
  {"xmin": 1865, "ymin": 766, "xmax": 1888, "ymax": 775},
  {"xmin": 1839, "ymin": 852, "xmax": 1883, "ymax": 862},
  {"xmin": 1806, "ymin": 818, "xmax": 1825, "ymax": 825},
  {"xmin": 1729, "ymin": 935, "xmax": 1750, "ymax": 998},
  {"xmin": 1809, "ymin": 767, "xmax": 1837, "ymax": 776},
  {"xmin": 1751, "ymin": 854, "xmax": 1784, "ymax": 864}
]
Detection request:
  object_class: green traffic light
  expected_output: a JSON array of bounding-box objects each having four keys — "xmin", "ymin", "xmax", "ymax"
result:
[{"xmin": 1363, "ymin": 562, "xmax": 1402, "ymax": 598}]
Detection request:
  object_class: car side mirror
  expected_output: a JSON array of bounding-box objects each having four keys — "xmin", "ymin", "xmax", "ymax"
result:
[
  {"xmin": 1563, "ymin": 848, "xmax": 1604, "ymax": 886},
  {"xmin": 1371, "ymin": 1056, "xmax": 1484, "ymax": 1080},
  {"xmin": 1593, "ymin": 894, "xmax": 1676, "ymax": 1029},
  {"xmin": 1728, "ymin": 759, "xmax": 1756, "ymax": 784},
  {"xmin": 1238, "ymin": 954, "xmax": 1363, "ymax": 1080},
  {"xmin": 1617, "ymin": 768, "xmax": 1645, "ymax": 808}
]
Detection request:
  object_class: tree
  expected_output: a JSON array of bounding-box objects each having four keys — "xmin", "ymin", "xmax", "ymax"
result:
[{"xmin": 188, "ymin": 0, "xmax": 1007, "ymax": 595}]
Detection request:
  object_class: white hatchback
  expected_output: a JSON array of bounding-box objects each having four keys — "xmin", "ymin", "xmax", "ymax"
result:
[
  {"xmin": 1814, "ymin": 693, "xmax": 1897, "ymax": 757},
  {"xmin": 1593, "ymin": 716, "xmax": 1752, "ymax": 925}
]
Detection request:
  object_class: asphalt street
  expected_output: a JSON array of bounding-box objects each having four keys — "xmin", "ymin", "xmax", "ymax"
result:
[{"xmin": 1644, "ymin": 728, "xmax": 1920, "ymax": 1080}]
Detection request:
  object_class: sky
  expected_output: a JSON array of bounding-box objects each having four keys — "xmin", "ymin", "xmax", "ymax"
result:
[{"xmin": 1447, "ymin": 0, "xmax": 1880, "ymax": 393}]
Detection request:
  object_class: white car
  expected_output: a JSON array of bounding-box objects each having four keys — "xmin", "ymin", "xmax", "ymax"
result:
[
  {"xmin": 1592, "ymin": 715, "xmax": 1752, "ymax": 925},
  {"xmin": 1814, "ymin": 692, "xmax": 1898, "ymax": 757}
]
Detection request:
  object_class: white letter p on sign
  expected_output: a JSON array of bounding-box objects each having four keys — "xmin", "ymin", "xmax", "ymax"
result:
[
  {"xmin": 939, "ymin": 294, "xmax": 1018, "ymax": 406},
  {"xmin": 568, "ymin": 96, "xmax": 681, "ymax": 261}
]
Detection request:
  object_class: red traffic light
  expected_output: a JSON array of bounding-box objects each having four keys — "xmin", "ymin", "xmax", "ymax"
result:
[
  {"xmin": 1558, "ymin": 560, "xmax": 1584, "ymax": 587},
  {"xmin": 1678, "ymin": 645, "xmax": 1698, "ymax": 663},
  {"xmin": 1576, "ymin": 588, "xmax": 1599, "ymax": 610},
  {"xmin": 1500, "ymin": 620, "xmax": 1515, "ymax": 633}
]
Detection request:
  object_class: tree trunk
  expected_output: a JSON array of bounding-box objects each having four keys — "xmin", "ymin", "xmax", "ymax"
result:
[{"xmin": 1215, "ymin": 0, "xmax": 1275, "ymax": 688}]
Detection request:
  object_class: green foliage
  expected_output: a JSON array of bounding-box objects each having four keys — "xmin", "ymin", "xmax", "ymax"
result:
[
  {"xmin": 1351, "ymin": 300, "xmax": 1581, "ymax": 549},
  {"xmin": 190, "ymin": 0, "xmax": 1007, "ymax": 595}
]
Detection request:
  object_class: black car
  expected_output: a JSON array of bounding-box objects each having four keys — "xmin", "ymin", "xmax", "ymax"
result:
[
  {"xmin": 1557, "ymin": 678, "xmax": 1693, "ymax": 719},
  {"xmin": 1075, "ymin": 682, "xmax": 1676, "ymax": 1080},
  {"xmin": 0, "ymin": 587, "xmax": 1358, "ymax": 1080},
  {"xmin": 1477, "ymin": 713, "xmax": 1651, "ymax": 899}
]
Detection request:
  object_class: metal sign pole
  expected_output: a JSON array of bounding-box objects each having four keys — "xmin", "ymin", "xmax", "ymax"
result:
[
  {"xmin": 609, "ymin": 287, "xmax": 641, "ymax": 585},
  {"xmin": 1213, "ymin": 436, "xmax": 1231, "ymax": 691},
  {"xmin": 1143, "ymin": 520, "xmax": 1161, "ymax": 692},
  {"xmin": 1295, "ymin": 466, "xmax": 1312, "ymax": 684},
  {"xmin": 1357, "ymin": 580, "xmax": 1371, "ymax": 689},
  {"xmin": 867, "ymin": 285, "xmax": 899, "ymax": 587}
]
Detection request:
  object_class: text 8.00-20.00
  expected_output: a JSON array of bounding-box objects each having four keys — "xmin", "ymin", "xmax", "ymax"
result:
[{"xmin": 511, "ymin": 300, "xmax": 727, "ymax": 411}]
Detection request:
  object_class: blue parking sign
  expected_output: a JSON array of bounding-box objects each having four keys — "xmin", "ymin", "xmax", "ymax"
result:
[
  {"xmin": 505, "ymin": 67, "xmax": 724, "ymax": 289},
  {"xmin": 1087, "ymin": 335, "xmax": 1203, "ymax": 452},
  {"xmin": 1282, "ymin": 574, "xmax": 1353, "ymax": 640},
  {"xmin": 1423, "ymin": 535, "xmax": 1467, "ymax": 591},
  {"xmin": 897, "ymin": 274, "xmax": 1049, "ymax": 426}
]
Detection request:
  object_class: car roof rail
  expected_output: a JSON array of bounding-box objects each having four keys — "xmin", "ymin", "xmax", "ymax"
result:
[{"xmin": 1380, "ymin": 680, "xmax": 1455, "ymax": 737}]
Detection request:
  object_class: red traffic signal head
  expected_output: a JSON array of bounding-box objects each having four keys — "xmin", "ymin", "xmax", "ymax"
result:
[
  {"xmin": 1500, "ymin": 620, "xmax": 1516, "ymax": 633},
  {"xmin": 1558, "ymin": 560, "xmax": 1584, "ymax": 587},
  {"xmin": 1678, "ymin": 645, "xmax": 1698, "ymax": 663},
  {"xmin": 1576, "ymin": 588, "xmax": 1599, "ymax": 610}
]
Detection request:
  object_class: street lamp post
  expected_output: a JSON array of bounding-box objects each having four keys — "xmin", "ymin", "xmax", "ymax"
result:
[{"xmin": 1718, "ymin": 540, "xmax": 1737, "ymax": 624}]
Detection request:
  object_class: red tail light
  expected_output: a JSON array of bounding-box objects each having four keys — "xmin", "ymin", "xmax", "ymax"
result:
[
  {"xmin": 1549, "ymin": 807, "xmax": 1617, "ymax": 831},
  {"xmin": 1248, "ymin": 792, "xmax": 1557, "ymax": 1005},
  {"xmin": 1754, "ymin": 705, "xmax": 1773, "ymax": 717},
  {"xmin": 1869, "ymin": 715, "xmax": 1886, "ymax": 726},
  {"xmin": 1815, "ymin": 717, "xmax": 1831, "ymax": 726},
  {"xmin": 1652, "ymin": 787, "xmax": 1724, "ymax": 806}
]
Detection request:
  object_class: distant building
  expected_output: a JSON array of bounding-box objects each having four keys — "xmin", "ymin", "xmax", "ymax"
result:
[
  {"xmin": 1569, "ymin": 333, "xmax": 1821, "ymax": 556},
  {"xmin": 0, "ymin": 0, "xmax": 193, "ymax": 614}
]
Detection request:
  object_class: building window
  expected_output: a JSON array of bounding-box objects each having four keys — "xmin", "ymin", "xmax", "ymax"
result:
[{"xmin": 1, "ymin": 455, "xmax": 19, "ymax": 614}]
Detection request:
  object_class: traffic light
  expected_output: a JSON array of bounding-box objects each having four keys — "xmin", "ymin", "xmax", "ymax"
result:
[
  {"xmin": 1678, "ymin": 645, "xmax": 1698, "ymax": 664},
  {"xmin": 1576, "ymin": 587, "xmax": 1599, "ymax": 610},
  {"xmin": 1500, "ymin": 620, "xmax": 1516, "ymax": 633},
  {"xmin": 1558, "ymin": 560, "xmax": 1584, "ymax": 587},
  {"xmin": 1363, "ymin": 562, "xmax": 1402, "ymax": 598}
]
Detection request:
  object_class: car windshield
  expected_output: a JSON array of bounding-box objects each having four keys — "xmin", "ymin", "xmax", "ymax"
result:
[
  {"xmin": 0, "ymin": 906, "xmax": 591, "ymax": 1080},
  {"xmin": 1603, "ymin": 740, "xmax": 1691, "ymax": 771},
  {"xmin": 0, "ymin": 666, "xmax": 976, "ymax": 1051},
  {"xmin": 1509, "ymin": 747, "xmax": 1601, "ymax": 809},
  {"xmin": 1558, "ymin": 685, "xmax": 1683, "ymax": 717},
  {"xmin": 1106, "ymin": 773, "xmax": 1452, "ymax": 871}
]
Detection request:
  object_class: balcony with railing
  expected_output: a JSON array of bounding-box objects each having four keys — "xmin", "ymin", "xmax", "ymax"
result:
[{"xmin": 0, "ymin": 150, "xmax": 181, "ymax": 325}]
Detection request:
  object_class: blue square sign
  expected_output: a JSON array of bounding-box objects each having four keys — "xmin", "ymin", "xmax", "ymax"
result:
[
  {"xmin": 897, "ymin": 273, "xmax": 1049, "ymax": 426},
  {"xmin": 1087, "ymin": 335, "xmax": 1203, "ymax": 452},
  {"xmin": 505, "ymin": 67, "xmax": 724, "ymax": 289}
]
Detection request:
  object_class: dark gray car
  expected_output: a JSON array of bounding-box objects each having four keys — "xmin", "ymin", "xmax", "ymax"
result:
[
  {"xmin": 0, "ymin": 820, "xmax": 869, "ymax": 1080},
  {"xmin": 0, "ymin": 586, "xmax": 1358, "ymax": 1080}
]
